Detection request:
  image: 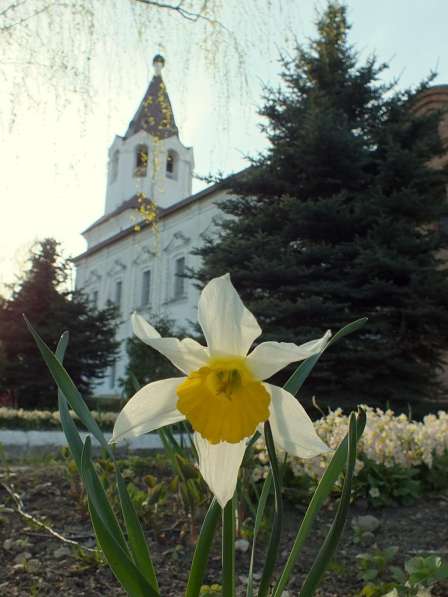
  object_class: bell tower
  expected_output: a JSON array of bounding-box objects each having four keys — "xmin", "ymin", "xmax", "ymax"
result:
[{"xmin": 104, "ymin": 54, "xmax": 194, "ymax": 214}]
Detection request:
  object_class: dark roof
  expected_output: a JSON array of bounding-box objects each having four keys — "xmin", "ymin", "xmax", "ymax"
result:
[
  {"xmin": 82, "ymin": 195, "xmax": 140, "ymax": 234},
  {"xmin": 74, "ymin": 180, "xmax": 225, "ymax": 263},
  {"xmin": 125, "ymin": 75, "xmax": 178, "ymax": 139},
  {"xmin": 412, "ymin": 85, "xmax": 448, "ymax": 114}
]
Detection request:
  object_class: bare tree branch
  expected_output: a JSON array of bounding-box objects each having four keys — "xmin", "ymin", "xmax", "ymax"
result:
[
  {"xmin": 0, "ymin": 0, "xmax": 53, "ymax": 33},
  {"xmin": 1, "ymin": 481, "xmax": 97, "ymax": 553},
  {"xmin": 134, "ymin": 0, "xmax": 222, "ymax": 27}
]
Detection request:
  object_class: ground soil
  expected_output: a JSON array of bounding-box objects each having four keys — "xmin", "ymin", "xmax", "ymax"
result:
[{"xmin": 1, "ymin": 458, "xmax": 447, "ymax": 597}]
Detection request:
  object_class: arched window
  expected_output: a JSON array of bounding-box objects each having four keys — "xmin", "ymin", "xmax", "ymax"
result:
[
  {"xmin": 166, "ymin": 150, "xmax": 178, "ymax": 179},
  {"xmin": 110, "ymin": 150, "xmax": 119, "ymax": 183},
  {"xmin": 173, "ymin": 256, "xmax": 186, "ymax": 298},
  {"xmin": 134, "ymin": 144, "xmax": 148, "ymax": 177}
]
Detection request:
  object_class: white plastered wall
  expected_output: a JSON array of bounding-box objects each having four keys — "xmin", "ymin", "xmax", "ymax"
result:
[{"xmin": 75, "ymin": 188, "xmax": 230, "ymax": 397}]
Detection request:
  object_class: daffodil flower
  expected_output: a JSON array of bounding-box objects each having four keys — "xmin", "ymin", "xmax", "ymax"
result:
[{"xmin": 112, "ymin": 274, "xmax": 331, "ymax": 507}]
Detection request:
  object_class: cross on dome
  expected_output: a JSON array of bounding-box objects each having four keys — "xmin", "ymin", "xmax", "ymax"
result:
[{"xmin": 152, "ymin": 54, "xmax": 165, "ymax": 77}]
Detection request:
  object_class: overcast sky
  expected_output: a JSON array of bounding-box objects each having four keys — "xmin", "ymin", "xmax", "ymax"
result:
[{"xmin": 1, "ymin": 0, "xmax": 447, "ymax": 292}]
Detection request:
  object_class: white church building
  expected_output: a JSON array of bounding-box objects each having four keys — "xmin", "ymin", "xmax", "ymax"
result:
[{"xmin": 74, "ymin": 55, "xmax": 231, "ymax": 397}]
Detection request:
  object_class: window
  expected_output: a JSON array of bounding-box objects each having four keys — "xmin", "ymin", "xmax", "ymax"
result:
[
  {"xmin": 134, "ymin": 145, "xmax": 148, "ymax": 177},
  {"xmin": 114, "ymin": 280, "xmax": 122, "ymax": 308},
  {"xmin": 174, "ymin": 256, "xmax": 186, "ymax": 298},
  {"xmin": 141, "ymin": 270, "xmax": 151, "ymax": 306},
  {"xmin": 110, "ymin": 150, "xmax": 119, "ymax": 182},
  {"xmin": 166, "ymin": 150, "xmax": 177, "ymax": 178},
  {"xmin": 91, "ymin": 290, "xmax": 98, "ymax": 308},
  {"xmin": 109, "ymin": 361, "xmax": 116, "ymax": 389}
]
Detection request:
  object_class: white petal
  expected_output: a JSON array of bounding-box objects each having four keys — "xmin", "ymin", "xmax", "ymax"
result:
[
  {"xmin": 111, "ymin": 378, "xmax": 186, "ymax": 443},
  {"xmin": 132, "ymin": 312, "xmax": 209, "ymax": 374},
  {"xmin": 198, "ymin": 274, "xmax": 261, "ymax": 357},
  {"xmin": 194, "ymin": 432, "xmax": 247, "ymax": 508},
  {"xmin": 267, "ymin": 384, "xmax": 330, "ymax": 458},
  {"xmin": 247, "ymin": 330, "xmax": 332, "ymax": 380}
]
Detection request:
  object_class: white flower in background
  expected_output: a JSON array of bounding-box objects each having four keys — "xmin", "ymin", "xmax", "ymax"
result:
[{"xmin": 111, "ymin": 274, "xmax": 331, "ymax": 507}]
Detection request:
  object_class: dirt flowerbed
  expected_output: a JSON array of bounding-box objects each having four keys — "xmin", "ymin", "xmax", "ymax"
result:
[{"xmin": 1, "ymin": 460, "xmax": 448, "ymax": 596}]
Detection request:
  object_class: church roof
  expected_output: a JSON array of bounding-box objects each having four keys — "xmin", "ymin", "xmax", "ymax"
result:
[
  {"xmin": 74, "ymin": 180, "xmax": 226, "ymax": 263},
  {"xmin": 412, "ymin": 84, "xmax": 448, "ymax": 114},
  {"xmin": 82, "ymin": 195, "xmax": 140, "ymax": 234},
  {"xmin": 125, "ymin": 55, "xmax": 178, "ymax": 140}
]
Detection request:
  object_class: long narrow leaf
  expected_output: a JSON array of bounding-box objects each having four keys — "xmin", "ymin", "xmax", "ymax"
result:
[
  {"xmin": 299, "ymin": 412, "xmax": 359, "ymax": 596},
  {"xmin": 258, "ymin": 423, "xmax": 283, "ymax": 597},
  {"xmin": 55, "ymin": 331, "xmax": 69, "ymax": 362},
  {"xmin": 55, "ymin": 332, "xmax": 83, "ymax": 470},
  {"xmin": 59, "ymin": 396, "xmax": 129, "ymax": 553},
  {"xmin": 159, "ymin": 428, "xmax": 184, "ymax": 477},
  {"xmin": 222, "ymin": 497, "xmax": 236, "ymax": 597},
  {"xmin": 163, "ymin": 425, "xmax": 184, "ymax": 457},
  {"xmin": 239, "ymin": 480, "xmax": 257, "ymax": 520},
  {"xmin": 272, "ymin": 409, "xmax": 366, "ymax": 596},
  {"xmin": 58, "ymin": 392, "xmax": 83, "ymax": 470},
  {"xmin": 56, "ymin": 336, "xmax": 159, "ymax": 593},
  {"xmin": 24, "ymin": 315, "xmax": 110, "ymax": 454},
  {"xmin": 87, "ymin": 503, "xmax": 151, "ymax": 597},
  {"xmin": 246, "ymin": 472, "xmax": 272, "ymax": 597},
  {"xmin": 116, "ymin": 470, "xmax": 159, "ymax": 592},
  {"xmin": 81, "ymin": 438, "xmax": 159, "ymax": 596},
  {"xmin": 284, "ymin": 318, "xmax": 368, "ymax": 396},
  {"xmin": 180, "ymin": 421, "xmax": 197, "ymax": 457},
  {"xmin": 130, "ymin": 371, "xmax": 141, "ymax": 393},
  {"xmin": 185, "ymin": 498, "xmax": 221, "ymax": 597}
]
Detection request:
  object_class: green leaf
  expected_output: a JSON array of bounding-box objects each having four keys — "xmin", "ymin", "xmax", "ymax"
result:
[
  {"xmin": 55, "ymin": 331, "xmax": 159, "ymax": 594},
  {"xmin": 163, "ymin": 425, "xmax": 185, "ymax": 458},
  {"xmin": 298, "ymin": 412, "xmax": 359, "ymax": 596},
  {"xmin": 389, "ymin": 565, "xmax": 406, "ymax": 583},
  {"xmin": 130, "ymin": 371, "xmax": 141, "ymax": 394},
  {"xmin": 60, "ymin": 402, "xmax": 129, "ymax": 553},
  {"xmin": 246, "ymin": 472, "xmax": 272, "ymax": 597},
  {"xmin": 58, "ymin": 392, "xmax": 84, "ymax": 470},
  {"xmin": 87, "ymin": 504, "xmax": 150, "ymax": 597},
  {"xmin": 56, "ymin": 331, "xmax": 83, "ymax": 471},
  {"xmin": 273, "ymin": 409, "xmax": 366, "ymax": 596},
  {"xmin": 24, "ymin": 315, "xmax": 111, "ymax": 454},
  {"xmin": 284, "ymin": 318, "xmax": 368, "ymax": 396},
  {"xmin": 257, "ymin": 422, "xmax": 283, "ymax": 597},
  {"xmin": 180, "ymin": 421, "xmax": 197, "ymax": 457},
  {"xmin": 116, "ymin": 469, "xmax": 159, "ymax": 592},
  {"xmin": 159, "ymin": 428, "xmax": 184, "ymax": 478},
  {"xmin": 363, "ymin": 569, "xmax": 378, "ymax": 581},
  {"xmin": 185, "ymin": 498, "xmax": 221, "ymax": 597},
  {"xmin": 222, "ymin": 497, "xmax": 236, "ymax": 597},
  {"xmin": 55, "ymin": 331, "xmax": 69, "ymax": 362},
  {"xmin": 81, "ymin": 438, "xmax": 159, "ymax": 596}
]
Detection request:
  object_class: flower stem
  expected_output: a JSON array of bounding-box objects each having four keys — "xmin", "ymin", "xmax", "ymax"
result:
[{"xmin": 222, "ymin": 497, "xmax": 236, "ymax": 597}]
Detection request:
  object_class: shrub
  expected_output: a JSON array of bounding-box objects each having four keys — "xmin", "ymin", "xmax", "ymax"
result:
[
  {"xmin": 253, "ymin": 405, "xmax": 448, "ymax": 506},
  {"xmin": 0, "ymin": 406, "xmax": 117, "ymax": 431}
]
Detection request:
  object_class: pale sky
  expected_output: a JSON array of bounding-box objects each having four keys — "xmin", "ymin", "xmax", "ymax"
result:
[{"xmin": 1, "ymin": 0, "xmax": 447, "ymax": 293}]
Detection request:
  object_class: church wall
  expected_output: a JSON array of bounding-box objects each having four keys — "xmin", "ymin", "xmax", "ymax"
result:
[{"xmin": 75, "ymin": 188, "xmax": 230, "ymax": 397}]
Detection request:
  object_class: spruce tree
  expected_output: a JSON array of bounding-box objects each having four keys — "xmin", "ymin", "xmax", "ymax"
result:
[
  {"xmin": 194, "ymin": 2, "xmax": 448, "ymax": 410},
  {"xmin": 0, "ymin": 239, "xmax": 119, "ymax": 408}
]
